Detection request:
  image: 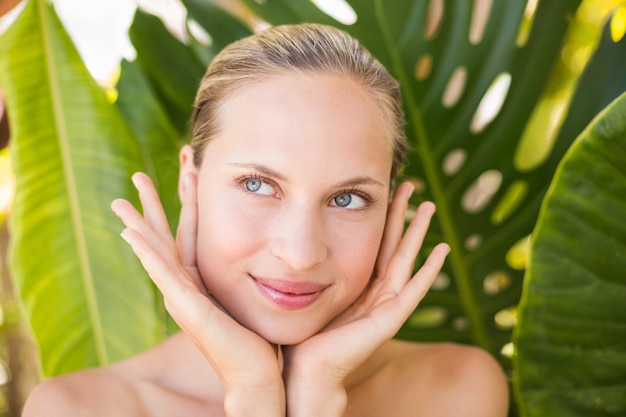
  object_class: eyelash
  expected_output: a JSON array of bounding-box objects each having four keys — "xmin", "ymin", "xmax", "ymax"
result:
[
  {"xmin": 234, "ymin": 173, "xmax": 377, "ymax": 209},
  {"xmin": 234, "ymin": 174, "xmax": 278, "ymax": 194},
  {"xmin": 332, "ymin": 188, "xmax": 377, "ymax": 210}
]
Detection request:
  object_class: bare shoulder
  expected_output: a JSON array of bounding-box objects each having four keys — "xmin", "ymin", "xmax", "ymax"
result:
[
  {"xmin": 22, "ymin": 366, "xmax": 145, "ymax": 417},
  {"xmin": 346, "ymin": 339, "xmax": 509, "ymax": 417},
  {"xmin": 22, "ymin": 333, "xmax": 223, "ymax": 417}
]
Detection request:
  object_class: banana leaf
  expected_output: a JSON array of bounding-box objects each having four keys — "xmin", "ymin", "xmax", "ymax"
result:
[
  {"xmin": 514, "ymin": 90, "xmax": 626, "ymax": 416},
  {"xmin": 128, "ymin": 9, "xmax": 206, "ymax": 135},
  {"xmin": 2, "ymin": 0, "xmax": 626, "ymax": 403},
  {"xmin": 0, "ymin": 0, "xmax": 167, "ymax": 377}
]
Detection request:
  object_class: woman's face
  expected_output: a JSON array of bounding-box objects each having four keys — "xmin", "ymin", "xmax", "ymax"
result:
[{"xmin": 182, "ymin": 73, "xmax": 393, "ymax": 345}]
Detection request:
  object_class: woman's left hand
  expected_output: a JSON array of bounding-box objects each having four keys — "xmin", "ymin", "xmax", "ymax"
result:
[{"xmin": 281, "ymin": 182, "xmax": 449, "ymax": 416}]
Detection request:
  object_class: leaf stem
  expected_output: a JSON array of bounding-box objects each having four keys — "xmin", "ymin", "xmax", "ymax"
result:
[
  {"xmin": 39, "ymin": 0, "xmax": 108, "ymax": 366},
  {"xmin": 373, "ymin": 0, "xmax": 491, "ymax": 351}
]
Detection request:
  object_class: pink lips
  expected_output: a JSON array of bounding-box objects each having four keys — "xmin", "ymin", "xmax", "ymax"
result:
[{"xmin": 252, "ymin": 275, "xmax": 327, "ymax": 310}]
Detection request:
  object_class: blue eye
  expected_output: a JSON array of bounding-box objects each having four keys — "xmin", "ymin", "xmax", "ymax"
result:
[
  {"xmin": 334, "ymin": 194, "xmax": 352, "ymax": 207},
  {"xmin": 332, "ymin": 193, "xmax": 366, "ymax": 209},
  {"xmin": 244, "ymin": 178, "xmax": 274, "ymax": 195},
  {"xmin": 245, "ymin": 179, "xmax": 262, "ymax": 192}
]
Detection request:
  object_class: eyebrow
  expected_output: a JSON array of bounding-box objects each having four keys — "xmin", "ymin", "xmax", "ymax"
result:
[{"xmin": 228, "ymin": 163, "xmax": 386, "ymax": 188}]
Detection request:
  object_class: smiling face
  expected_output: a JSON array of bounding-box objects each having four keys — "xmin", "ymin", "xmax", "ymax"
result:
[{"xmin": 181, "ymin": 73, "xmax": 393, "ymax": 345}]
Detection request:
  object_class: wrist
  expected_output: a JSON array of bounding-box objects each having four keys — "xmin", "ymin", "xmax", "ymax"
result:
[
  {"xmin": 286, "ymin": 378, "xmax": 347, "ymax": 417},
  {"xmin": 224, "ymin": 381, "xmax": 286, "ymax": 417}
]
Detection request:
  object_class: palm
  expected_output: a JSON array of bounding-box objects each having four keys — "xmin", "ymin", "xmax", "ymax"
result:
[
  {"xmin": 283, "ymin": 184, "xmax": 449, "ymax": 385},
  {"xmin": 112, "ymin": 172, "xmax": 281, "ymax": 388}
]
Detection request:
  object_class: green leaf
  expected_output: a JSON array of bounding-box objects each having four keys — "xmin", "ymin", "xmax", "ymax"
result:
[
  {"xmin": 115, "ymin": 59, "xmax": 184, "ymax": 335},
  {"xmin": 514, "ymin": 91, "xmax": 626, "ymax": 416},
  {"xmin": 115, "ymin": 59, "xmax": 183, "ymax": 229},
  {"xmin": 128, "ymin": 9, "xmax": 206, "ymax": 134},
  {"xmin": 239, "ymin": 0, "xmax": 338, "ymax": 26},
  {"xmin": 182, "ymin": 0, "xmax": 252, "ymax": 51},
  {"xmin": 231, "ymin": 1, "xmax": 626, "ymax": 364},
  {"xmin": 0, "ymin": 0, "xmax": 163, "ymax": 377}
]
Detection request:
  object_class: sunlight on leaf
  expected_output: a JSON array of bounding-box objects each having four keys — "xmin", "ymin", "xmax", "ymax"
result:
[
  {"xmin": 516, "ymin": 0, "xmax": 539, "ymax": 46},
  {"xmin": 442, "ymin": 148, "xmax": 467, "ymax": 176},
  {"xmin": 494, "ymin": 306, "xmax": 517, "ymax": 330},
  {"xmin": 469, "ymin": 0, "xmax": 492, "ymax": 44},
  {"xmin": 469, "ymin": 72, "xmax": 512, "ymax": 133},
  {"xmin": 611, "ymin": 4, "xmax": 626, "ymax": 42},
  {"xmin": 501, "ymin": 342, "xmax": 514, "ymax": 359},
  {"xmin": 491, "ymin": 180, "xmax": 529, "ymax": 225},
  {"xmin": 441, "ymin": 66, "xmax": 467, "ymax": 108},
  {"xmin": 424, "ymin": 0, "xmax": 444, "ymax": 39},
  {"xmin": 407, "ymin": 306, "xmax": 448, "ymax": 328},
  {"xmin": 461, "ymin": 170, "xmax": 503, "ymax": 214},
  {"xmin": 483, "ymin": 270, "xmax": 512, "ymax": 295},
  {"xmin": 311, "ymin": 0, "xmax": 356, "ymax": 25},
  {"xmin": 506, "ymin": 235, "xmax": 530, "ymax": 270},
  {"xmin": 414, "ymin": 54, "xmax": 433, "ymax": 81},
  {"xmin": 0, "ymin": 149, "xmax": 14, "ymax": 218},
  {"xmin": 515, "ymin": 0, "xmax": 624, "ymax": 171}
]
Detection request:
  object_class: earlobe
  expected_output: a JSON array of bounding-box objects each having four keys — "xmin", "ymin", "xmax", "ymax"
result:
[{"xmin": 178, "ymin": 145, "xmax": 197, "ymax": 201}]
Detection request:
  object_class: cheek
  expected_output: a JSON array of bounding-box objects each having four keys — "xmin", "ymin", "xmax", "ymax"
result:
[
  {"xmin": 329, "ymin": 215, "xmax": 387, "ymax": 289},
  {"xmin": 195, "ymin": 193, "xmax": 266, "ymax": 279}
]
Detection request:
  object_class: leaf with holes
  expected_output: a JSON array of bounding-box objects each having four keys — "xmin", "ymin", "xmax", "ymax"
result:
[
  {"xmin": 514, "ymin": 91, "xmax": 626, "ymax": 417},
  {"xmin": 0, "ymin": 0, "xmax": 165, "ymax": 376},
  {"xmin": 237, "ymin": 0, "xmax": 626, "ymax": 362}
]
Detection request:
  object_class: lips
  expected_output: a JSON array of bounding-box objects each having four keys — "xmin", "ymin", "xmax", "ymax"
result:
[{"xmin": 251, "ymin": 275, "xmax": 328, "ymax": 310}]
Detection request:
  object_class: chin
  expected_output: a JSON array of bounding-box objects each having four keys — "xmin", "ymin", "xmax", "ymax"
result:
[{"xmin": 249, "ymin": 320, "xmax": 323, "ymax": 346}]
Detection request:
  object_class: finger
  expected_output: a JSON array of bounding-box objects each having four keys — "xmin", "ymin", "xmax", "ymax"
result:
[
  {"xmin": 119, "ymin": 227, "xmax": 221, "ymax": 339},
  {"xmin": 375, "ymin": 182, "xmax": 414, "ymax": 277},
  {"xmin": 132, "ymin": 172, "xmax": 176, "ymax": 252},
  {"xmin": 120, "ymin": 227, "xmax": 193, "ymax": 297},
  {"xmin": 384, "ymin": 201, "xmax": 436, "ymax": 292},
  {"xmin": 175, "ymin": 173, "xmax": 207, "ymax": 294},
  {"xmin": 396, "ymin": 243, "xmax": 450, "ymax": 314},
  {"xmin": 176, "ymin": 172, "xmax": 198, "ymax": 269},
  {"xmin": 111, "ymin": 197, "xmax": 157, "ymax": 238}
]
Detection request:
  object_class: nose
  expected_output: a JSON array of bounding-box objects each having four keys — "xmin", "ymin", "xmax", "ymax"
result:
[{"xmin": 269, "ymin": 202, "xmax": 328, "ymax": 271}]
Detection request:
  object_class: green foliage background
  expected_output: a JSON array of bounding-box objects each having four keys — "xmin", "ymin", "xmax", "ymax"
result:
[{"xmin": 0, "ymin": 0, "xmax": 625, "ymax": 415}]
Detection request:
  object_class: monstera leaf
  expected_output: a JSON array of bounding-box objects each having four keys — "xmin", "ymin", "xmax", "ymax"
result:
[
  {"xmin": 0, "ymin": 0, "xmax": 172, "ymax": 376},
  {"xmin": 148, "ymin": 0, "xmax": 626, "ymax": 361},
  {"xmin": 2, "ymin": 1, "xmax": 626, "ymax": 404},
  {"xmin": 514, "ymin": 91, "xmax": 626, "ymax": 416}
]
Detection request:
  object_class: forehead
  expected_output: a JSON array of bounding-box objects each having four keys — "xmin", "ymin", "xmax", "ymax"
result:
[
  {"xmin": 203, "ymin": 74, "xmax": 393, "ymax": 184},
  {"xmin": 208, "ymin": 73, "xmax": 393, "ymax": 179}
]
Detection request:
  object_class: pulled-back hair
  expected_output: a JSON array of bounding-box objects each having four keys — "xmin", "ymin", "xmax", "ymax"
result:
[{"xmin": 190, "ymin": 23, "xmax": 407, "ymax": 179}]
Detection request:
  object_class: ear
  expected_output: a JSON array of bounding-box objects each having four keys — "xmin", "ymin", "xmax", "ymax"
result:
[{"xmin": 178, "ymin": 145, "xmax": 198, "ymax": 201}]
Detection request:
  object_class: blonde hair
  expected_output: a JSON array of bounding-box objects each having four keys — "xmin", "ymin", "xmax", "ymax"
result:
[{"xmin": 190, "ymin": 23, "xmax": 407, "ymax": 179}]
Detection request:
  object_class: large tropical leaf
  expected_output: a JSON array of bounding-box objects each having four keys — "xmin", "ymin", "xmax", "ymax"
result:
[
  {"xmin": 114, "ymin": 58, "xmax": 183, "ymax": 231},
  {"xmin": 121, "ymin": 0, "xmax": 626, "ymax": 365},
  {"xmin": 173, "ymin": 0, "xmax": 556, "ymax": 357},
  {"xmin": 514, "ymin": 91, "xmax": 626, "ymax": 416},
  {"xmin": 128, "ymin": 9, "xmax": 206, "ymax": 135},
  {"xmin": 228, "ymin": 0, "xmax": 626, "ymax": 361},
  {"xmin": 114, "ymin": 58, "xmax": 186, "ymax": 333},
  {"xmin": 0, "ymin": 0, "xmax": 165, "ymax": 377}
]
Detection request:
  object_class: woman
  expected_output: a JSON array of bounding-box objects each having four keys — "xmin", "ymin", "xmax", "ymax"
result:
[{"xmin": 23, "ymin": 23, "xmax": 508, "ymax": 416}]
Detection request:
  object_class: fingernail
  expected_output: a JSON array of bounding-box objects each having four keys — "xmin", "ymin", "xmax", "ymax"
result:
[
  {"xmin": 120, "ymin": 229, "xmax": 130, "ymax": 244},
  {"xmin": 131, "ymin": 173, "xmax": 140, "ymax": 189}
]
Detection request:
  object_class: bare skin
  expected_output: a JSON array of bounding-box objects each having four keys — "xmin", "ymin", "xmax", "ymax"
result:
[
  {"xmin": 22, "ymin": 74, "xmax": 509, "ymax": 416},
  {"xmin": 23, "ymin": 334, "xmax": 509, "ymax": 417}
]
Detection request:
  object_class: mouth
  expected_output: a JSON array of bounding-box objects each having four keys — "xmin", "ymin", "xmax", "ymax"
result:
[{"xmin": 251, "ymin": 275, "xmax": 328, "ymax": 311}]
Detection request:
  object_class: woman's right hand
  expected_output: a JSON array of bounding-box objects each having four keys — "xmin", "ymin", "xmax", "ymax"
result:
[{"xmin": 111, "ymin": 172, "xmax": 284, "ymax": 415}]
